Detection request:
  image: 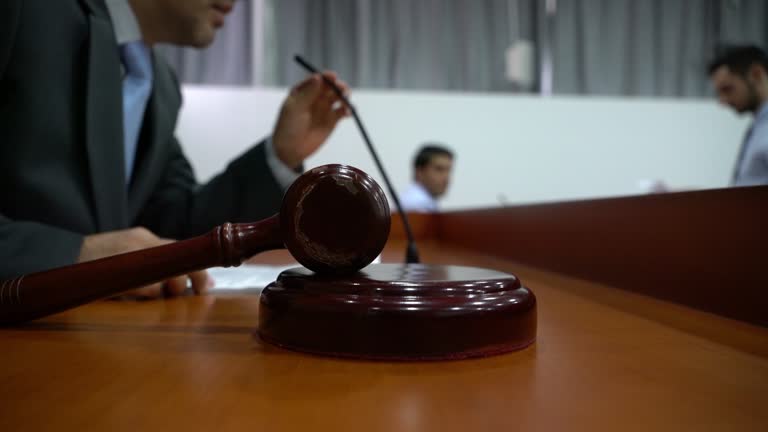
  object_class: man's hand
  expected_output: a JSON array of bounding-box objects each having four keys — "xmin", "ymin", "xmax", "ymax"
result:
[
  {"xmin": 78, "ymin": 227, "xmax": 212, "ymax": 299},
  {"xmin": 272, "ymin": 71, "xmax": 351, "ymax": 168}
]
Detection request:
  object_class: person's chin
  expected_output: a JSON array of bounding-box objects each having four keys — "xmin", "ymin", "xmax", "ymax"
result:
[{"xmin": 189, "ymin": 27, "xmax": 217, "ymax": 48}]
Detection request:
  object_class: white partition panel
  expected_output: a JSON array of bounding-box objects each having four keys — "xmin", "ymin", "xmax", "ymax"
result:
[{"xmin": 176, "ymin": 86, "xmax": 749, "ymax": 210}]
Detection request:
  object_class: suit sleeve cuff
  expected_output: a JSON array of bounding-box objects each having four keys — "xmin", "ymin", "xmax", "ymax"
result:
[{"xmin": 264, "ymin": 136, "xmax": 301, "ymax": 190}]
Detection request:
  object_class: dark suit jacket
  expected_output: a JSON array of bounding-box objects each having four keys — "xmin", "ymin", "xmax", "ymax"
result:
[{"xmin": 0, "ymin": 0, "xmax": 285, "ymax": 279}]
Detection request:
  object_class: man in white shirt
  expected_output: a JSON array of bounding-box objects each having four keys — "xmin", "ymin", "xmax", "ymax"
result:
[
  {"xmin": 708, "ymin": 45, "xmax": 768, "ymax": 186},
  {"xmin": 399, "ymin": 145, "xmax": 454, "ymax": 213}
]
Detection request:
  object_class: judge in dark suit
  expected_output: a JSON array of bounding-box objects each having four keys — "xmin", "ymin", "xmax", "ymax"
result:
[{"xmin": 0, "ymin": 0, "xmax": 350, "ymax": 297}]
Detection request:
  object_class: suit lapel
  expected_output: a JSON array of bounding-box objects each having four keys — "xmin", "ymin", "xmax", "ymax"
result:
[{"xmin": 83, "ymin": 0, "xmax": 128, "ymax": 230}]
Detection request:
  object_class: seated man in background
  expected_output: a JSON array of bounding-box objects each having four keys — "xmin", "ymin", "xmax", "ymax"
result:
[
  {"xmin": 709, "ymin": 45, "xmax": 768, "ymax": 186},
  {"xmin": 399, "ymin": 144, "xmax": 454, "ymax": 212},
  {"xmin": 0, "ymin": 0, "xmax": 349, "ymax": 297}
]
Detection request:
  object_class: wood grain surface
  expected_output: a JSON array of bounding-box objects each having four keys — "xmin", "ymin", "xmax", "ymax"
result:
[{"xmin": 1, "ymin": 239, "xmax": 766, "ymax": 432}]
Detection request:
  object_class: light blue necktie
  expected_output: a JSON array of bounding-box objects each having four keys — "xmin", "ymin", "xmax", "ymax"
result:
[{"xmin": 119, "ymin": 41, "xmax": 153, "ymax": 183}]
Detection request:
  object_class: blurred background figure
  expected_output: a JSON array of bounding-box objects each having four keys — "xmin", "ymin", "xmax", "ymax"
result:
[
  {"xmin": 709, "ymin": 45, "xmax": 768, "ymax": 186},
  {"xmin": 400, "ymin": 145, "xmax": 455, "ymax": 213}
]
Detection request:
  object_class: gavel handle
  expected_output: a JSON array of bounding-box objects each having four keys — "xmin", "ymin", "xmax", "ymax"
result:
[{"xmin": 0, "ymin": 215, "xmax": 283, "ymax": 325}]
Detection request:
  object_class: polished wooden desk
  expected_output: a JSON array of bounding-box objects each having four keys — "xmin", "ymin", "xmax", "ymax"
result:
[{"xmin": 2, "ymin": 190, "xmax": 767, "ymax": 431}]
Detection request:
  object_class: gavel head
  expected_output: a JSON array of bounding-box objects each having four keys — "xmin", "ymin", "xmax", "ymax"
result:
[{"xmin": 280, "ymin": 164, "xmax": 391, "ymax": 275}]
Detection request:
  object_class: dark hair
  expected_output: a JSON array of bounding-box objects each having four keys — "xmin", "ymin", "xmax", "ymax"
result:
[
  {"xmin": 708, "ymin": 45, "xmax": 768, "ymax": 77},
  {"xmin": 413, "ymin": 144, "xmax": 453, "ymax": 169}
]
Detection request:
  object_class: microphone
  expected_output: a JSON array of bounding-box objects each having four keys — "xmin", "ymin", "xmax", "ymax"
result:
[{"xmin": 293, "ymin": 55, "xmax": 420, "ymax": 264}]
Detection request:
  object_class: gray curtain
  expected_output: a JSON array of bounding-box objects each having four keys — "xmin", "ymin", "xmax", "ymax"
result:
[
  {"xmin": 550, "ymin": 0, "xmax": 768, "ymax": 97},
  {"xmin": 550, "ymin": 0, "xmax": 721, "ymax": 96},
  {"xmin": 158, "ymin": 0, "xmax": 253, "ymax": 85},
  {"xmin": 719, "ymin": 0, "xmax": 768, "ymax": 45},
  {"xmin": 267, "ymin": 0, "xmax": 537, "ymax": 92},
  {"xmin": 266, "ymin": 0, "xmax": 767, "ymax": 97},
  {"xmin": 160, "ymin": 0, "xmax": 767, "ymax": 96}
]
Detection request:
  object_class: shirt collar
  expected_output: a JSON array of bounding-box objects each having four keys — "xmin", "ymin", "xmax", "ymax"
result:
[
  {"xmin": 756, "ymin": 101, "xmax": 768, "ymax": 121},
  {"xmin": 104, "ymin": 0, "xmax": 143, "ymax": 44},
  {"xmin": 412, "ymin": 181, "xmax": 430, "ymax": 196},
  {"xmin": 413, "ymin": 182, "xmax": 437, "ymax": 202},
  {"xmin": 411, "ymin": 182, "xmax": 438, "ymax": 211}
]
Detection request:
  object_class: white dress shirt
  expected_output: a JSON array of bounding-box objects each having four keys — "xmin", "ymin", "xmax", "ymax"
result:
[{"xmin": 399, "ymin": 182, "xmax": 438, "ymax": 213}]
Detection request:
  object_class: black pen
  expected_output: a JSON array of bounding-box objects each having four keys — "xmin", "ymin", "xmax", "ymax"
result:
[{"xmin": 293, "ymin": 55, "xmax": 351, "ymax": 104}]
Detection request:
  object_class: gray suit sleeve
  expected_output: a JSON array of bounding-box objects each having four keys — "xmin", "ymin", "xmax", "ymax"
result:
[
  {"xmin": 135, "ymin": 137, "xmax": 286, "ymax": 239},
  {"xmin": 732, "ymin": 150, "xmax": 768, "ymax": 186},
  {"xmin": 0, "ymin": 215, "xmax": 84, "ymax": 280},
  {"xmin": 733, "ymin": 127, "xmax": 768, "ymax": 187}
]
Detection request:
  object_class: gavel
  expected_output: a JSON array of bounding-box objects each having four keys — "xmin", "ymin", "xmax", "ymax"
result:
[{"xmin": 0, "ymin": 164, "xmax": 391, "ymax": 325}]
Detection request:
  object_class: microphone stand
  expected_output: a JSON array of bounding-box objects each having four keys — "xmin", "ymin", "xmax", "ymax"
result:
[{"xmin": 294, "ymin": 55, "xmax": 420, "ymax": 264}]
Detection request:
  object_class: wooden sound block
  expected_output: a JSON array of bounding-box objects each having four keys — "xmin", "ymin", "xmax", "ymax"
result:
[{"xmin": 257, "ymin": 264, "xmax": 537, "ymax": 360}]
